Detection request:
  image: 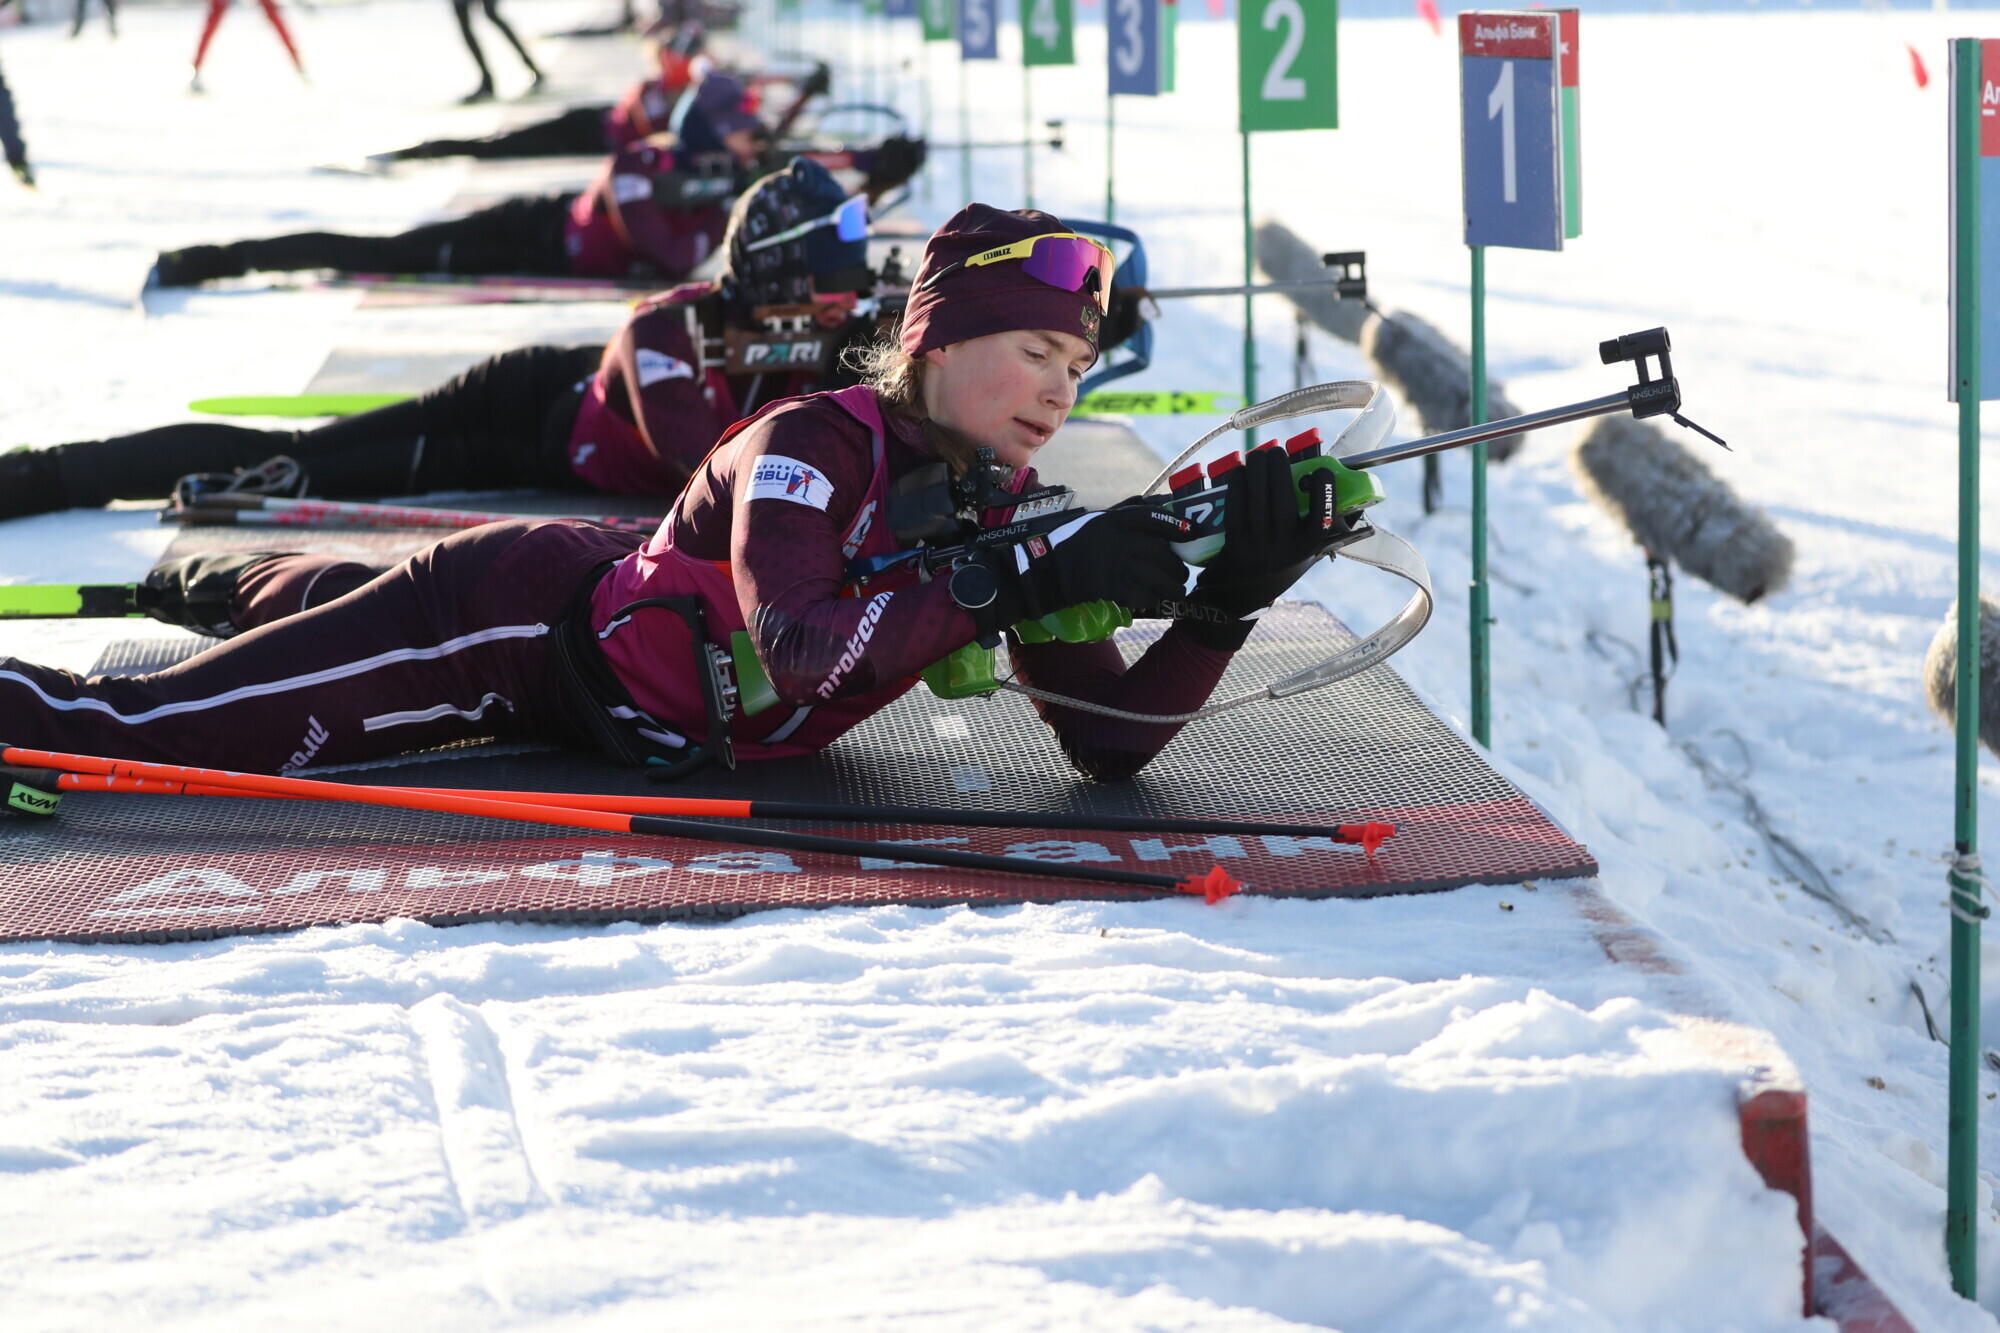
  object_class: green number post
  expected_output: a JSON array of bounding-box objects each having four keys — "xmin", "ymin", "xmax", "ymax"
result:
[{"xmin": 1236, "ymin": 0, "xmax": 1338, "ymax": 438}]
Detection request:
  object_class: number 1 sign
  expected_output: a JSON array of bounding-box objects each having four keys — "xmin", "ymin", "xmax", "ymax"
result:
[
  {"xmin": 1239, "ymin": 0, "xmax": 1336, "ymax": 132},
  {"xmin": 1459, "ymin": 11, "xmax": 1562, "ymax": 252}
]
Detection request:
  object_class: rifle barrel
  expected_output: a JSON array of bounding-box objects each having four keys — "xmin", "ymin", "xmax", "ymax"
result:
[
  {"xmin": 1338, "ymin": 392, "xmax": 1631, "ymax": 470},
  {"xmin": 1146, "ymin": 278, "xmax": 1363, "ymax": 301}
]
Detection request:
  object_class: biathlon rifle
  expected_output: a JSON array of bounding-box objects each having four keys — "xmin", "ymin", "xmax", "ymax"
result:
[{"xmin": 890, "ymin": 326, "xmax": 1724, "ymax": 705}]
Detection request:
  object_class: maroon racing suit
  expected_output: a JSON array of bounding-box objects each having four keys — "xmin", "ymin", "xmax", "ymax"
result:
[
  {"xmin": 564, "ymin": 136, "xmax": 730, "ymax": 280},
  {"xmin": 584, "ymin": 386, "xmax": 1237, "ymax": 779},
  {"xmin": 0, "ymin": 394, "xmax": 1234, "ymax": 778}
]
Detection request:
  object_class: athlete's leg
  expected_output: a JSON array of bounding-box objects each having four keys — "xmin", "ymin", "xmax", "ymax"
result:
[
  {"xmin": 452, "ymin": 0, "xmax": 495, "ymax": 101},
  {"xmin": 191, "ymin": 0, "xmax": 230, "ymax": 79},
  {"xmin": 477, "ymin": 0, "xmax": 541, "ymax": 80},
  {"xmin": 0, "ymin": 520, "xmax": 633, "ymax": 770},
  {"xmin": 410, "ymin": 343, "xmax": 604, "ymax": 491},
  {"xmin": 157, "ymin": 195, "xmax": 575, "ymax": 284},
  {"xmin": 253, "ymin": 0, "xmax": 304, "ymax": 75},
  {"xmin": 391, "ymin": 107, "xmax": 610, "ymax": 161}
]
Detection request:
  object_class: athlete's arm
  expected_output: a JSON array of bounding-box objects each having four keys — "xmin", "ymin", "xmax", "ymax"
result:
[
  {"xmin": 722, "ymin": 408, "xmax": 979, "ymax": 705},
  {"xmin": 1007, "ymin": 630, "xmax": 1233, "ymax": 781},
  {"xmin": 609, "ymin": 300, "xmax": 727, "ymax": 486}
]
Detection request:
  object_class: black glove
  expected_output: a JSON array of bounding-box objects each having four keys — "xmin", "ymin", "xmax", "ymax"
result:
[
  {"xmin": 866, "ymin": 135, "xmax": 926, "ymax": 194},
  {"xmin": 1168, "ymin": 447, "xmax": 1339, "ymax": 651},
  {"xmin": 955, "ymin": 501, "xmax": 1189, "ymax": 640}
]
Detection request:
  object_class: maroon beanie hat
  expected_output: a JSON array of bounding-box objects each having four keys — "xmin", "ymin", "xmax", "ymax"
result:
[{"xmin": 899, "ymin": 204, "xmax": 1104, "ymax": 366}]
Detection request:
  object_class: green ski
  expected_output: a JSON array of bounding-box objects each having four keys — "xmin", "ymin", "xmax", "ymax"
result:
[
  {"xmin": 1074, "ymin": 391, "xmax": 1246, "ymax": 416},
  {"xmin": 189, "ymin": 394, "xmax": 411, "ymax": 418},
  {"xmin": 0, "ymin": 585, "xmax": 144, "ymax": 619}
]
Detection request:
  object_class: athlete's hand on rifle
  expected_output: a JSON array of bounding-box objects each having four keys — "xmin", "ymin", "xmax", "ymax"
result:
[
  {"xmin": 959, "ymin": 501, "xmax": 1190, "ymax": 641},
  {"xmin": 1169, "ymin": 446, "xmax": 1340, "ymax": 651}
]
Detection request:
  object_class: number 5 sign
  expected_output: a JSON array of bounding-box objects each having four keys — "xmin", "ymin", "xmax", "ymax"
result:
[
  {"xmin": 1239, "ymin": 0, "xmax": 1336, "ymax": 132},
  {"xmin": 960, "ymin": 0, "xmax": 997, "ymax": 59},
  {"xmin": 1459, "ymin": 11, "xmax": 1562, "ymax": 251}
]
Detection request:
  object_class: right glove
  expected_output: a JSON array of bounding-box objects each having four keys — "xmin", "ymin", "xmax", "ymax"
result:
[{"xmin": 953, "ymin": 501, "xmax": 1190, "ymax": 640}]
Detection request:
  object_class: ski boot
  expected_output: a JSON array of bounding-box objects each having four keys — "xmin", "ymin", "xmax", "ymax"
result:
[{"xmin": 135, "ymin": 551, "xmax": 281, "ymax": 639}]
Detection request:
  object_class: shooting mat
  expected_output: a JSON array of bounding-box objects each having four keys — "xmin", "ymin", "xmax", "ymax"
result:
[{"xmin": 9, "ymin": 599, "xmax": 1596, "ymax": 945}]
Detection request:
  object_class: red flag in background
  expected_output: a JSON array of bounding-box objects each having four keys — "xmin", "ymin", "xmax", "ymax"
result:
[
  {"xmin": 1417, "ymin": 0, "xmax": 1441, "ymax": 36},
  {"xmin": 1909, "ymin": 44, "xmax": 1931, "ymax": 90}
]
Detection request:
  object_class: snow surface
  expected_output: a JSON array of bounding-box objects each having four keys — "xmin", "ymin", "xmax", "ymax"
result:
[{"xmin": 1, "ymin": 0, "xmax": 1997, "ymax": 1326}]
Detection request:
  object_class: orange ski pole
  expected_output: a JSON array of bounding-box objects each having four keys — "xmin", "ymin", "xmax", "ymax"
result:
[{"xmin": 2, "ymin": 750, "xmax": 1239, "ymax": 897}]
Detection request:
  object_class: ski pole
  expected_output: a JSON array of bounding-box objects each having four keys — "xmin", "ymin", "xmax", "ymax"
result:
[
  {"xmin": 0, "ymin": 748, "xmax": 1241, "ymax": 899},
  {"xmin": 164, "ymin": 495, "xmax": 663, "ymax": 533},
  {"xmin": 48, "ymin": 771, "xmax": 1395, "ymax": 851}
]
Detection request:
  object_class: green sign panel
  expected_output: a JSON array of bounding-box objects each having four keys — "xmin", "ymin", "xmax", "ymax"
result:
[
  {"xmin": 1237, "ymin": 0, "xmax": 1337, "ymax": 133},
  {"xmin": 921, "ymin": 0, "xmax": 954, "ymax": 42},
  {"xmin": 1557, "ymin": 7, "xmax": 1580, "ymax": 238},
  {"xmin": 1022, "ymin": 0, "xmax": 1074, "ymax": 67}
]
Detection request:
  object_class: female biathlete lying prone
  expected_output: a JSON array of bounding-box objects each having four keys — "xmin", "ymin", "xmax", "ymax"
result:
[
  {"xmin": 6, "ymin": 160, "xmax": 888, "ymax": 524},
  {"xmin": 0, "ymin": 205, "xmax": 1328, "ymax": 782}
]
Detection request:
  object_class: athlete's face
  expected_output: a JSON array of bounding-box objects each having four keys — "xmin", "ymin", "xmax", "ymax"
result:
[
  {"xmin": 921, "ymin": 329, "xmax": 1093, "ymax": 469},
  {"xmin": 723, "ymin": 128, "xmax": 763, "ymax": 163}
]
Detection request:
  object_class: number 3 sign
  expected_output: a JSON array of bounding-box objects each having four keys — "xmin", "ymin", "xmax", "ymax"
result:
[
  {"xmin": 1459, "ymin": 11, "xmax": 1562, "ymax": 251},
  {"xmin": 1238, "ymin": 0, "xmax": 1336, "ymax": 132}
]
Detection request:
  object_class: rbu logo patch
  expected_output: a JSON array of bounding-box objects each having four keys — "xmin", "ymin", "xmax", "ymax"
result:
[{"xmin": 748, "ymin": 454, "xmax": 836, "ymax": 511}]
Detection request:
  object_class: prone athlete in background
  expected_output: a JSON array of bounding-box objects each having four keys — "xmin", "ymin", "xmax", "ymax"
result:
[
  {"xmin": 378, "ymin": 25, "xmax": 712, "ymax": 161},
  {"xmin": 146, "ymin": 71, "xmax": 768, "ymax": 291},
  {"xmin": 8, "ymin": 159, "xmax": 884, "ymax": 526},
  {"xmin": 0, "ymin": 204, "xmax": 1322, "ymax": 783}
]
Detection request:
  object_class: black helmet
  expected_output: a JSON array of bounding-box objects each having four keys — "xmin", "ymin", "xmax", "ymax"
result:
[{"xmin": 722, "ymin": 157, "xmax": 871, "ymax": 312}]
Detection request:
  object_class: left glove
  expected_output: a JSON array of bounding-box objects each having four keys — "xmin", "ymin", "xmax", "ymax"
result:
[{"xmin": 1167, "ymin": 446, "xmax": 1339, "ymax": 651}]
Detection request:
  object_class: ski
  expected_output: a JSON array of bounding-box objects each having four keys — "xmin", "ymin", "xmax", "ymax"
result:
[
  {"xmin": 1074, "ymin": 390, "xmax": 1246, "ymax": 416},
  {"xmin": 189, "ymin": 394, "xmax": 410, "ymax": 418},
  {"xmin": 0, "ymin": 585, "xmax": 143, "ymax": 620}
]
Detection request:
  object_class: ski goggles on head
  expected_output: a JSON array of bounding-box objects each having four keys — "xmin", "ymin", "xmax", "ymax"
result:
[
  {"xmin": 916, "ymin": 232, "xmax": 1118, "ymax": 312},
  {"xmin": 744, "ymin": 194, "xmax": 870, "ymax": 253}
]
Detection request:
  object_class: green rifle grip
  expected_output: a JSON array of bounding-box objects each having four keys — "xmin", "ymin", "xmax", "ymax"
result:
[
  {"xmin": 921, "ymin": 641, "xmax": 1000, "ymax": 700},
  {"xmin": 1011, "ymin": 600, "xmax": 1132, "ymax": 645},
  {"xmin": 729, "ymin": 631, "xmax": 781, "ymax": 717}
]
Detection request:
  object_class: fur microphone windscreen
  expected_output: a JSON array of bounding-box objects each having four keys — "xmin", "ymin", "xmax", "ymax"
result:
[
  {"xmin": 1923, "ymin": 598, "xmax": 2000, "ymax": 756},
  {"xmin": 1254, "ymin": 219, "xmax": 1522, "ymax": 462},
  {"xmin": 1253, "ymin": 220, "xmax": 1368, "ymax": 343},
  {"xmin": 1571, "ymin": 415, "xmax": 1794, "ymax": 604}
]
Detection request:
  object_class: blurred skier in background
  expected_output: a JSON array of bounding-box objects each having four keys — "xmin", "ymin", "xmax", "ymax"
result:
[
  {"xmin": 189, "ymin": 0, "xmax": 305, "ymax": 92},
  {"xmin": 0, "ymin": 46, "xmax": 30, "ymax": 187},
  {"xmin": 451, "ymin": 0, "xmax": 543, "ymax": 103}
]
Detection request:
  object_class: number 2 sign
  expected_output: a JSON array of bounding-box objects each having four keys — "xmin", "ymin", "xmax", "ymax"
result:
[
  {"xmin": 1238, "ymin": 0, "xmax": 1336, "ymax": 132},
  {"xmin": 1459, "ymin": 11, "xmax": 1562, "ymax": 251}
]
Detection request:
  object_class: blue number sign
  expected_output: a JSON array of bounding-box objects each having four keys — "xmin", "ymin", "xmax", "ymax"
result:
[
  {"xmin": 1459, "ymin": 11, "xmax": 1562, "ymax": 252},
  {"xmin": 1108, "ymin": 0, "xmax": 1162, "ymax": 96},
  {"xmin": 960, "ymin": 0, "xmax": 998, "ymax": 59}
]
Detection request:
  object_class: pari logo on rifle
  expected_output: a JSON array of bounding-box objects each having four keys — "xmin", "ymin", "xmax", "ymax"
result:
[{"xmin": 724, "ymin": 325, "xmax": 832, "ymax": 375}]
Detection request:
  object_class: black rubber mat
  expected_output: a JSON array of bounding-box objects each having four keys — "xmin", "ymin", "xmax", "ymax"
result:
[{"xmin": 13, "ymin": 599, "xmax": 1595, "ymax": 944}]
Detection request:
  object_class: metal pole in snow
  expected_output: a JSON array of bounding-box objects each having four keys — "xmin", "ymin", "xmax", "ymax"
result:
[
  {"xmin": 1947, "ymin": 34, "xmax": 1986, "ymax": 1300},
  {"xmin": 1105, "ymin": 90, "xmax": 1116, "ymax": 223},
  {"xmin": 1241, "ymin": 127, "xmax": 1256, "ymax": 448},
  {"xmin": 1469, "ymin": 243, "xmax": 1491, "ymax": 748}
]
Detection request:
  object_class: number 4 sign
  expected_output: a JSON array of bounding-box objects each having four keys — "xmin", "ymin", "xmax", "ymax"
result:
[
  {"xmin": 1024, "ymin": 0, "xmax": 1074, "ymax": 66},
  {"xmin": 1459, "ymin": 11, "xmax": 1562, "ymax": 252},
  {"xmin": 1239, "ymin": 0, "xmax": 1336, "ymax": 131}
]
